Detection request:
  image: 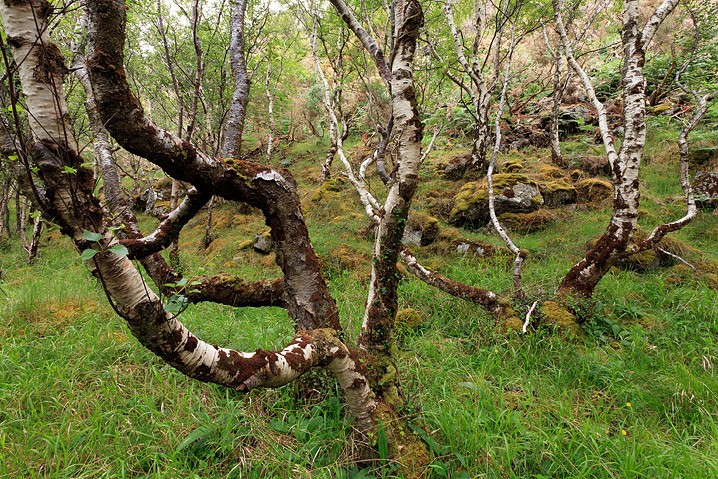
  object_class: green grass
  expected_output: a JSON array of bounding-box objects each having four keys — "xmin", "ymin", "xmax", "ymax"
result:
[{"xmin": 1, "ymin": 124, "xmax": 718, "ymax": 478}]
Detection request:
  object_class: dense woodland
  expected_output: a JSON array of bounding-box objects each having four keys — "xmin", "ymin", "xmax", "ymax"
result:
[{"xmin": 1, "ymin": 0, "xmax": 717, "ymax": 476}]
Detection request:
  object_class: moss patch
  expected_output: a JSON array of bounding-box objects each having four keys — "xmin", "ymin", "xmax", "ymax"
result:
[
  {"xmin": 575, "ymin": 178, "xmax": 612, "ymax": 205},
  {"xmin": 540, "ymin": 300, "xmax": 580, "ymax": 333},
  {"xmin": 499, "ymin": 210, "xmax": 557, "ymax": 233},
  {"xmin": 324, "ymin": 244, "xmax": 368, "ymax": 274},
  {"xmin": 449, "ymin": 174, "xmax": 537, "ymax": 227},
  {"xmin": 396, "ymin": 308, "xmax": 424, "ymax": 329}
]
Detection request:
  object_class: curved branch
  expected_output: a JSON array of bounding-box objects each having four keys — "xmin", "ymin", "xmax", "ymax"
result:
[
  {"xmin": 400, "ymin": 246, "xmax": 507, "ymax": 316},
  {"xmin": 121, "ymin": 187, "xmax": 211, "ymax": 258},
  {"xmin": 327, "ymin": 0, "xmax": 391, "ymax": 88},
  {"xmin": 86, "ymin": 0, "xmax": 338, "ymax": 332},
  {"xmin": 183, "ymin": 275, "xmax": 286, "ymax": 308}
]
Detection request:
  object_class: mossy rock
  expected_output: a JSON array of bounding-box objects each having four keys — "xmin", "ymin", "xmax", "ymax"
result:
[
  {"xmin": 598, "ymin": 228, "xmax": 699, "ymax": 272},
  {"xmin": 575, "ymin": 178, "xmax": 612, "ymax": 204},
  {"xmin": 533, "ymin": 164, "xmax": 565, "ymax": 180},
  {"xmin": 618, "ymin": 249, "xmax": 659, "ymax": 271},
  {"xmin": 403, "ymin": 212, "xmax": 440, "ymax": 246},
  {"xmin": 451, "ymin": 238, "xmax": 500, "ymax": 257},
  {"xmin": 396, "ymin": 308, "xmax": 424, "ymax": 329},
  {"xmin": 574, "ymin": 155, "xmax": 611, "ymax": 176},
  {"xmin": 540, "ymin": 301, "xmax": 580, "ymax": 333},
  {"xmin": 499, "ymin": 209, "xmax": 557, "ymax": 233},
  {"xmin": 441, "ymin": 151, "xmax": 473, "ymax": 180},
  {"xmin": 538, "ymin": 179, "xmax": 577, "ymax": 207},
  {"xmin": 449, "ymin": 174, "xmax": 540, "ymax": 228}
]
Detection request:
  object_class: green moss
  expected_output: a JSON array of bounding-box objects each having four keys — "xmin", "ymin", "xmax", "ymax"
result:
[
  {"xmin": 504, "ymin": 160, "xmax": 524, "ymax": 172},
  {"xmin": 499, "ymin": 210, "xmax": 556, "ymax": 233},
  {"xmin": 325, "ymin": 244, "xmax": 368, "ymax": 273},
  {"xmin": 575, "ymin": 178, "xmax": 613, "ymax": 203},
  {"xmin": 501, "ymin": 315, "xmax": 524, "ymax": 331},
  {"xmin": 539, "ymin": 179, "xmax": 575, "ymax": 194},
  {"xmin": 310, "ymin": 179, "xmax": 344, "ymax": 203},
  {"xmin": 237, "ymin": 239, "xmax": 253, "ymax": 250},
  {"xmin": 396, "ymin": 308, "xmax": 424, "ymax": 329},
  {"xmin": 449, "ymin": 174, "xmax": 534, "ymax": 224},
  {"xmin": 540, "ymin": 300, "xmax": 580, "ymax": 333}
]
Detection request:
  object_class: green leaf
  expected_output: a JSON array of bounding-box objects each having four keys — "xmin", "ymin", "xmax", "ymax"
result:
[
  {"xmin": 408, "ymin": 422, "xmax": 447, "ymax": 455},
  {"xmin": 7, "ymin": 154, "xmax": 17, "ymax": 162},
  {"xmin": 175, "ymin": 423, "xmax": 219, "ymax": 452},
  {"xmin": 62, "ymin": 166, "xmax": 77, "ymax": 175},
  {"xmin": 108, "ymin": 244, "xmax": 129, "ymax": 257},
  {"xmin": 80, "ymin": 249, "xmax": 98, "ymax": 260},
  {"xmin": 377, "ymin": 420, "xmax": 388, "ymax": 460},
  {"xmin": 82, "ymin": 229, "xmax": 102, "ymax": 242}
]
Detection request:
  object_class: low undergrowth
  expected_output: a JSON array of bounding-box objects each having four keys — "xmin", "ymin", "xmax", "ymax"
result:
[{"xmin": 1, "ymin": 127, "xmax": 717, "ymax": 478}]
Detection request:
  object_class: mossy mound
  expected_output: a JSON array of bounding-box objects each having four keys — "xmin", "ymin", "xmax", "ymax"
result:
[
  {"xmin": 503, "ymin": 160, "xmax": 524, "ymax": 172},
  {"xmin": 309, "ymin": 177, "xmax": 346, "ymax": 203},
  {"xmin": 688, "ymin": 146, "xmax": 718, "ymax": 165},
  {"xmin": 533, "ymin": 163, "xmax": 565, "ymax": 180},
  {"xmin": 573, "ymin": 155, "xmax": 611, "ymax": 176},
  {"xmin": 540, "ymin": 301, "xmax": 580, "ymax": 333},
  {"xmin": 449, "ymin": 174, "xmax": 540, "ymax": 228},
  {"xmin": 500, "ymin": 315, "xmax": 525, "ymax": 332},
  {"xmin": 575, "ymin": 178, "xmax": 612, "ymax": 204},
  {"xmin": 396, "ymin": 308, "xmax": 424, "ymax": 329},
  {"xmin": 212, "ymin": 208, "xmax": 236, "ymax": 229},
  {"xmin": 618, "ymin": 229, "xmax": 701, "ymax": 272},
  {"xmin": 499, "ymin": 209, "xmax": 557, "ymax": 233},
  {"xmin": 324, "ymin": 244, "xmax": 368, "ymax": 274},
  {"xmin": 404, "ymin": 212, "xmax": 440, "ymax": 246},
  {"xmin": 538, "ymin": 179, "xmax": 577, "ymax": 207}
]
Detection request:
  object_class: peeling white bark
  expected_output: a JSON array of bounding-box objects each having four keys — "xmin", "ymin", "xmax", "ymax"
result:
[{"xmin": 0, "ymin": 0, "xmax": 75, "ymax": 150}]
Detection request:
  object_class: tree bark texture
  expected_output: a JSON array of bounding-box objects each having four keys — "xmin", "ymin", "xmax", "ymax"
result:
[
  {"xmin": 556, "ymin": 0, "xmax": 680, "ymax": 297},
  {"xmin": 223, "ymin": 0, "xmax": 250, "ymax": 158},
  {"xmin": 357, "ymin": 0, "xmax": 423, "ymax": 402}
]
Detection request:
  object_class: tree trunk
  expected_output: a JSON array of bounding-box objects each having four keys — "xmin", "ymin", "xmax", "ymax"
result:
[
  {"xmin": 265, "ymin": 59, "xmax": 275, "ymax": 164},
  {"xmin": 556, "ymin": 0, "xmax": 681, "ymax": 297},
  {"xmin": 549, "ymin": 46, "xmax": 566, "ymax": 166},
  {"xmin": 1, "ymin": 0, "xmax": 380, "ymax": 438},
  {"xmin": 202, "ymin": 195, "xmax": 215, "ymax": 248},
  {"xmin": 70, "ymin": 14, "xmax": 123, "ymax": 213},
  {"xmin": 358, "ymin": 0, "xmax": 423, "ymax": 404},
  {"xmin": 22, "ymin": 208, "xmax": 42, "ymax": 262},
  {"xmin": 0, "ymin": 179, "xmax": 10, "ymax": 237},
  {"xmin": 223, "ymin": 0, "xmax": 250, "ymax": 159}
]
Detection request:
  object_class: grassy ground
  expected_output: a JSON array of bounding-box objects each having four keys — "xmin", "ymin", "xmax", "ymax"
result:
[{"xmin": 1, "ymin": 124, "xmax": 717, "ymax": 478}]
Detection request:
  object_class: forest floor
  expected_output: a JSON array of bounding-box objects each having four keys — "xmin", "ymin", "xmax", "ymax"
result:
[{"xmin": 1, "ymin": 118, "xmax": 717, "ymax": 478}]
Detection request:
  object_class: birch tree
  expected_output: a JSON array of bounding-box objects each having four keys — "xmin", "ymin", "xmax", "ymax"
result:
[
  {"xmin": 554, "ymin": 0, "xmax": 687, "ymax": 297},
  {"xmin": 439, "ymin": 0, "xmax": 535, "ymax": 177},
  {"xmin": 0, "ymin": 0, "xmax": 378, "ymax": 450}
]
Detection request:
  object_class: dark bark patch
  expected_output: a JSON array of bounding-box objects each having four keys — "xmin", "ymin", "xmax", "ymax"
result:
[{"xmin": 184, "ymin": 335, "xmax": 198, "ymax": 353}]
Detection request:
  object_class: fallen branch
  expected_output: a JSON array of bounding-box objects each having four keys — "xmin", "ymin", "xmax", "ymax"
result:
[{"xmin": 522, "ymin": 301, "xmax": 537, "ymax": 333}]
